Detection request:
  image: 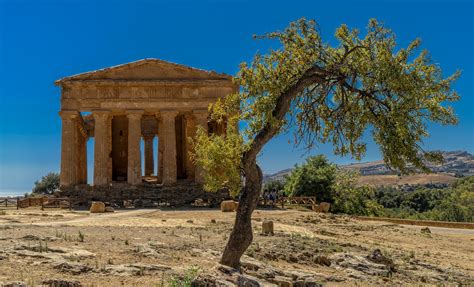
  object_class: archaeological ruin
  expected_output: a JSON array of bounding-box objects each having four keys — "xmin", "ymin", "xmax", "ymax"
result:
[{"xmin": 55, "ymin": 59, "xmax": 236, "ymax": 204}]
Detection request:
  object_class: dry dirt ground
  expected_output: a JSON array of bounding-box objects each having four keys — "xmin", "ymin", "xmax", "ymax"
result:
[{"xmin": 0, "ymin": 207, "xmax": 472, "ymax": 286}]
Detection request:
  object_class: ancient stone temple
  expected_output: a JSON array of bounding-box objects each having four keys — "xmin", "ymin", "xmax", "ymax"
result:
[{"xmin": 56, "ymin": 59, "xmax": 235, "ymax": 189}]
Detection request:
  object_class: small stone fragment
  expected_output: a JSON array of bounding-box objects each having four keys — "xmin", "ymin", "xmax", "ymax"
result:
[
  {"xmin": 262, "ymin": 220, "xmax": 274, "ymax": 235},
  {"xmin": 421, "ymin": 227, "xmax": 431, "ymax": 234}
]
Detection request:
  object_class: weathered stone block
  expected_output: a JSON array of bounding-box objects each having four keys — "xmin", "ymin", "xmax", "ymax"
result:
[
  {"xmin": 262, "ymin": 220, "xmax": 274, "ymax": 235},
  {"xmin": 320, "ymin": 202, "xmax": 331, "ymax": 213},
  {"xmin": 220, "ymin": 200, "xmax": 238, "ymax": 212},
  {"xmin": 90, "ymin": 201, "xmax": 106, "ymax": 213}
]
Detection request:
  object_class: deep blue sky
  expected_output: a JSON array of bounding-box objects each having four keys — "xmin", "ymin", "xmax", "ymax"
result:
[{"xmin": 0, "ymin": 0, "xmax": 473, "ymax": 191}]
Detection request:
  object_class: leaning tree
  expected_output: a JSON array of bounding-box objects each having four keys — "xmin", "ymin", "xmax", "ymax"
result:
[{"xmin": 193, "ymin": 18, "xmax": 459, "ymax": 268}]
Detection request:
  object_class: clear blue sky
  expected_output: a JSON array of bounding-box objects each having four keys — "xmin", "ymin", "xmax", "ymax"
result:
[{"xmin": 0, "ymin": 0, "xmax": 473, "ymax": 191}]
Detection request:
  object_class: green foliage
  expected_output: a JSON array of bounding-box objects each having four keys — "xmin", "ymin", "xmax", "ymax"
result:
[
  {"xmin": 284, "ymin": 155, "xmax": 336, "ymax": 202},
  {"xmin": 32, "ymin": 172, "xmax": 60, "ymax": 195},
  {"xmin": 192, "ymin": 123, "xmax": 244, "ymax": 197},
  {"xmin": 166, "ymin": 265, "xmax": 200, "ymax": 287},
  {"xmin": 331, "ymin": 170, "xmax": 384, "ymax": 216},
  {"xmin": 193, "ymin": 17, "xmax": 459, "ymax": 198},
  {"xmin": 376, "ymin": 176, "xmax": 474, "ymax": 222},
  {"xmin": 282, "ymin": 155, "xmax": 382, "ymax": 216}
]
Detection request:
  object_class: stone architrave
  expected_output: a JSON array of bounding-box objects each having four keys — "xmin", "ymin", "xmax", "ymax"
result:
[
  {"xmin": 143, "ymin": 135, "xmax": 155, "ymax": 176},
  {"xmin": 127, "ymin": 110, "xmax": 144, "ymax": 185},
  {"xmin": 59, "ymin": 110, "xmax": 80, "ymax": 187},
  {"xmin": 161, "ymin": 110, "xmax": 178, "ymax": 184},
  {"xmin": 93, "ymin": 110, "xmax": 111, "ymax": 186},
  {"xmin": 193, "ymin": 110, "xmax": 208, "ymax": 184}
]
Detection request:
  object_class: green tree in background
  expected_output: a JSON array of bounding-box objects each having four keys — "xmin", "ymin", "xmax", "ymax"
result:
[
  {"xmin": 331, "ymin": 169, "xmax": 383, "ymax": 216},
  {"xmin": 32, "ymin": 172, "xmax": 60, "ymax": 195},
  {"xmin": 194, "ymin": 18, "xmax": 459, "ymax": 268},
  {"xmin": 284, "ymin": 155, "xmax": 336, "ymax": 202}
]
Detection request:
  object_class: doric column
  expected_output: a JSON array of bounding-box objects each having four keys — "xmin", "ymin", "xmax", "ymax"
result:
[
  {"xmin": 193, "ymin": 110, "xmax": 208, "ymax": 184},
  {"xmin": 160, "ymin": 110, "xmax": 178, "ymax": 185},
  {"xmin": 93, "ymin": 110, "xmax": 111, "ymax": 186},
  {"xmin": 144, "ymin": 135, "xmax": 155, "ymax": 176},
  {"xmin": 77, "ymin": 115, "xmax": 88, "ymax": 184},
  {"xmin": 127, "ymin": 110, "xmax": 144, "ymax": 185},
  {"xmin": 77, "ymin": 134, "xmax": 88, "ymax": 184},
  {"xmin": 59, "ymin": 110, "xmax": 80, "ymax": 187},
  {"xmin": 156, "ymin": 116, "xmax": 164, "ymax": 183}
]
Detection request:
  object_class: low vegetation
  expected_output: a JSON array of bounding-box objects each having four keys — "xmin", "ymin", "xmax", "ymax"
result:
[
  {"xmin": 32, "ymin": 172, "xmax": 60, "ymax": 195},
  {"xmin": 376, "ymin": 176, "xmax": 473, "ymax": 222},
  {"xmin": 267, "ymin": 155, "xmax": 473, "ymax": 222}
]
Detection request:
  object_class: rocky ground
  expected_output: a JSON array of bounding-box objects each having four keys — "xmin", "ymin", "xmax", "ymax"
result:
[{"xmin": 0, "ymin": 207, "xmax": 472, "ymax": 286}]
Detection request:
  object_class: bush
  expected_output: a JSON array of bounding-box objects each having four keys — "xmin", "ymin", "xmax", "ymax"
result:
[
  {"xmin": 331, "ymin": 170, "xmax": 383, "ymax": 216},
  {"xmin": 32, "ymin": 172, "xmax": 60, "ymax": 195}
]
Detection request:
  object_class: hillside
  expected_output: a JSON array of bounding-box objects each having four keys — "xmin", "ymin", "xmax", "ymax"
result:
[{"xmin": 263, "ymin": 150, "xmax": 474, "ymax": 184}]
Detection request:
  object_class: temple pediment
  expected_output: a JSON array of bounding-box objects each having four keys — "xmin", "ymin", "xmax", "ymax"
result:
[{"xmin": 55, "ymin": 58, "xmax": 232, "ymax": 85}]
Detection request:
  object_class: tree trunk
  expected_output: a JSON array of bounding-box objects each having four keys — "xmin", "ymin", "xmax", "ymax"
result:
[
  {"xmin": 219, "ymin": 66, "xmax": 326, "ymax": 269},
  {"xmin": 219, "ymin": 159, "xmax": 262, "ymax": 269}
]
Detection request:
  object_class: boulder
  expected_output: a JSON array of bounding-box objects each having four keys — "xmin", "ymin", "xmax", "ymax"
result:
[
  {"xmin": 320, "ymin": 202, "xmax": 331, "ymax": 213},
  {"xmin": 262, "ymin": 220, "xmax": 274, "ymax": 235},
  {"xmin": 105, "ymin": 206, "xmax": 115, "ymax": 213},
  {"xmin": 89, "ymin": 201, "xmax": 105, "ymax": 213},
  {"xmin": 220, "ymin": 200, "xmax": 238, "ymax": 212}
]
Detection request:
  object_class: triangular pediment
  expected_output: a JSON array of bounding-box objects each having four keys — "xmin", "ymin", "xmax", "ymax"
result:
[{"xmin": 56, "ymin": 59, "xmax": 232, "ymax": 84}]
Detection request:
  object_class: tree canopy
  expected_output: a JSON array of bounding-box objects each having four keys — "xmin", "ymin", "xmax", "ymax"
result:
[
  {"xmin": 32, "ymin": 172, "xmax": 60, "ymax": 195},
  {"xmin": 193, "ymin": 17, "xmax": 460, "ymax": 268},
  {"xmin": 194, "ymin": 18, "xmax": 459, "ymax": 196},
  {"xmin": 284, "ymin": 155, "xmax": 336, "ymax": 202}
]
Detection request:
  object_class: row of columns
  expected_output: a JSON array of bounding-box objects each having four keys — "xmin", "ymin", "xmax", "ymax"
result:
[{"xmin": 59, "ymin": 109, "xmax": 208, "ymax": 187}]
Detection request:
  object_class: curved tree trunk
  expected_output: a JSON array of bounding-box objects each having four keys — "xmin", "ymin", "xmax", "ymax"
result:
[
  {"xmin": 220, "ymin": 66, "xmax": 326, "ymax": 269},
  {"xmin": 220, "ymin": 159, "xmax": 262, "ymax": 268}
]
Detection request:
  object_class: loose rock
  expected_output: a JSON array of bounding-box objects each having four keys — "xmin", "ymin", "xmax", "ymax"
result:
[
  {"xmin": 421, "ymin": 227, "xmax": 431, "ymax": 234},
  {"xmin": 220, "ymin": 200, "xmax": 239, "ymax": 212},
  {"xmin": 262, "ymin": 220, "xmax": 274, "ymax": 235},
  {"xmin": 90, "ymin": 201, "xmax": 105, "ymax": 213}
]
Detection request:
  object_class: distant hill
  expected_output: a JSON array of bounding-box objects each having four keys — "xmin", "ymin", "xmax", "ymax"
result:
[
  {"xmin": 342, "ymin": 150, "xmax": 474, "ymax": 176},
  {"xmin": 263, "ymin": 150, "xmax": 474, "ymax": 184}
]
